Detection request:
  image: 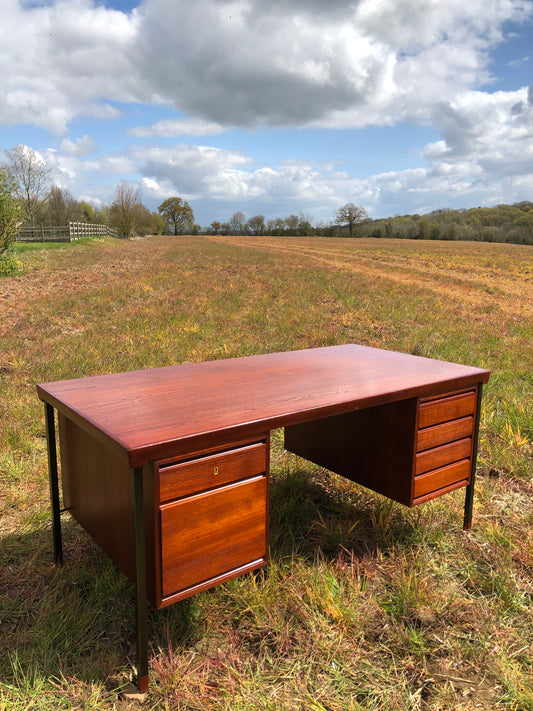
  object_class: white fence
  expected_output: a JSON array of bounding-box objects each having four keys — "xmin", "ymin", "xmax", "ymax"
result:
[{"xmin": 15, "ymin": 222, "xmax": 118, "ymax": 243}]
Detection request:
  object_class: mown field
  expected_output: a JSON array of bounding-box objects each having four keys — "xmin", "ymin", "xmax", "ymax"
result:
[{"xmin": 1, "ymin": 235, "xmax": 531, "ymax": 710}]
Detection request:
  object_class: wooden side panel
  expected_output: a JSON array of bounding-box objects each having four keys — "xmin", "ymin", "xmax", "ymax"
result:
[
  {"xmin": 160, "ymin": 476, "xmax": 268, "ymax": 599},
  {"xmin": 284, "ymin": 398, "xmax": 417, "ymax": 506},
  {"xmin": 58, "ymin": 414, "xmax": 155, "ymax": 601}
]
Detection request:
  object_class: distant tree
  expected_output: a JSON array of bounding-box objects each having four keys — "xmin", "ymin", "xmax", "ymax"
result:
[
  {"xmin": 3, "ymin": 145, "xmax": 51, "ymax": 226},
  {"xmin": 247, "ymin": 215, "xmax": 265, "ymax": 235},
  {"xmin": 209, "ymin": 221, "xmax": 222, "ymax": 235},
  {"xmin": 45, "ymin": 186, "xmax": 81, "ymax": 225},
  {"xmin": 285, "ymin": 214, "xmax": 300, "ymax": 235},
  {"xmin": 110, "ymin": 182, "xmax": 142, "ymax": 239},
  {"xmin": 229, "ymin": 211, "xmax": 246, "ymax": 235},
  {"xmin": 79, "ymin": 200, "xmax": 96, "ymax": 223},
  {"xmin": 334, "ymin": 203, "xmax": 368, "ymax": 238},
  {"xmin": 158, "ymin": 197, "xmax": 194, "ymax": 235},
  {"xmin": 0, "ymin": 169, "xmax": 23, "ymax": 254}
]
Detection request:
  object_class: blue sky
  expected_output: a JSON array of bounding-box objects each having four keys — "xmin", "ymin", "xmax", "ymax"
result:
[{"xmin": 1, "ymin": 0, "xmax": 532, "ymax": 227}]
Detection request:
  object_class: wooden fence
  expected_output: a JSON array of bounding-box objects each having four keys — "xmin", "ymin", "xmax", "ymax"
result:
[{"xmin": 15, "ymin": 222, "xmax": 117, "ymax": 243}]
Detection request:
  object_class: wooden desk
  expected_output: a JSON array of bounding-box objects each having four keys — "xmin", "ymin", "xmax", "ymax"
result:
[{"xmin": 37, "ymin": 344, "xmax": 490, "ymax": 691}]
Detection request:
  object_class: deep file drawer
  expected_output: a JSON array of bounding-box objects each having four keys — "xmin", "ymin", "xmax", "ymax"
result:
[{"xmin": 160, "ymin": 475, "xmax": 268, "ymax": 600}]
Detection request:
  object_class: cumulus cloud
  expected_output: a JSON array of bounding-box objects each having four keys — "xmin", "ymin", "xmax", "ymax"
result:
[
  {"xmin": 0, "ymin": 0, "xmax": 138, "ymax": 133},
  {"xmin": 129, "ymin": 117, "xmax": 229, "ymax": 137},
  {"xmin": 3, "ymin": 0, "xmax": 533, "ymax": 221},
  {"xmin": 60, "ymin": 134, "xmax": 98, "ymax": 155},
  {"xmin": 2, "ymin": 0, "xmax": 531, "ymax": 132}
]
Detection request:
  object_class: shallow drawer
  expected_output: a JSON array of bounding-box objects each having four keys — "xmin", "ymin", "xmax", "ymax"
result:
[
  {"xmin": 160, "ymin": 475, "xmax": 267, "ymax": 598},
  {"xmin": 418, "ymin": 390, "xmax": 476, "ymax": 429},
  {"xmin": 415, "ymin": 437, "xmax": 472, "ymax": 476},
  {"xmin": 414, "ymin": 459, "xmax": 471, "ymax": 499},
  {"xmin": 417, "ymin": 415, "xmax": 474, "ymax": 452},
  {"xmin": 159, "ymin": 441, "xmax": 267, "ymax": 502}
]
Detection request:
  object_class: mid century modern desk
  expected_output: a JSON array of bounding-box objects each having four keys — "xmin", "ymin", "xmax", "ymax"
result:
[{"xmin": 37, "ymin": 344, "xmax": 490, "ymax": 691}]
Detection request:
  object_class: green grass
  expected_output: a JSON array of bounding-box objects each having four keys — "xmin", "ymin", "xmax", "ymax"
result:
[{"xmin": 1, "ymin": 235, "xmax": 531, "ymax": 709}]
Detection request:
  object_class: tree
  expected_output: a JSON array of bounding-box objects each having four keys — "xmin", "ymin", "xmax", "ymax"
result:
[
  {"xmin": 334, "ymin": 202, "xmax": 368, "ymax": 238},
  {"xmin": 110, "ymin": 182, "xmax": 142, "ymax": 239},
  {"xmin": 45, "ymin": 186, "xmax": 81, "ymax": 225},
  {"xmin": 229, "ymin": 211, "xmax": 245, "ymax": 235},
  {"xmin": 0, "ymin": 169, "xmax": 23, "ymax": 254},
  {"xmin": 246, "ymin": 215, "xmax": 265, "ymax": 235},
  {"xmin": 158, "ymin": 197, "xmax": 194, "ymax": 235},
  {"xmin": 3, "ymin": 145, "xmax": 51, "ymax": 226}
]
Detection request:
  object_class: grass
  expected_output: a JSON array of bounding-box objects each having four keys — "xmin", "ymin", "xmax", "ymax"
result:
[{"xmin": 0, "ymin": 234, "xmax": 531, "ymax": 710}]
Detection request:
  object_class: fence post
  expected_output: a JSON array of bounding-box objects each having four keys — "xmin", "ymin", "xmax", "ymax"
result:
[{"xmin": 41, "ymin": 224, "xmax": 45, "ymax": 242}]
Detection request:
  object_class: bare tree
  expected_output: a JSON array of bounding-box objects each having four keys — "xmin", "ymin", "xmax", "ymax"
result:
[
  {"xmin": 246, "ymin": 215, "xmax": 265, "ymax": 235},
  {"xmin": 229, "ymin": 211, "xmax": 246, "ymax": 235},
  {"xmin": 110, "ymin": 182, "xmax": 142, "ymax": 239},
  {"xmin": 45, "ymin": 186, "xmax": 81, "ymax": 225},
  {"xmin": 334, "ymin": 203, "xmax": 368, "ymax": 238},
  {"xmin": 3, "ymin": 145, "xmax": 51, "ymax": 226}
]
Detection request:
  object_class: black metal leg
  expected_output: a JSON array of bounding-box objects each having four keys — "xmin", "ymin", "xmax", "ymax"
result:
[
  {"xmin": 45, "ymin": 403, "xmax": 63, "ymax": 565},
  {"xmin": 131, "ymin": 466, "xmax": 149, "ymax": 692},
  {"xmin": 463, "ymin": 384, "xmax": 483, "ymax": 531}
]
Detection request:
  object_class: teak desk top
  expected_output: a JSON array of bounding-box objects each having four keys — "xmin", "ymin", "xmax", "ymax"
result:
[{"xmin": 37, "ymin": 344, "xmax": 490, "ymax": 468}]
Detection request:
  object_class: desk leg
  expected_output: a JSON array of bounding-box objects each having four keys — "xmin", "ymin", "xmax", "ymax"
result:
[
  {"xmin": 131, "ymin": 466, "xmax": 149, "ymax": 693},
  {"xmin": 463, "ymin": 385, "xmax": 483, "ymax": 531},
  {"xmin": 45, "ymin": 403, "xmax": 63, "ymax": 565}
]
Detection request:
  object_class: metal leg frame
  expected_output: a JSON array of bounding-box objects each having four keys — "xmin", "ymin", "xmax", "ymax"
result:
[
  {"xmin": 45, "ymin": 403, "xmax": 63, "ymax": 565},
  {"xmin": 131, "ymin": 466, "xmax": 149, "ymax": 692},
  {"xmin": 463, "ymin": 384, "xmax": 483, "ymax": 531}
]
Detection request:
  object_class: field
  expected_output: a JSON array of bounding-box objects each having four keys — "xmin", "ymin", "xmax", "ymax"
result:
[{"xmin": 1, "ymin": 234, "xmax": 532, "ymax": 710}]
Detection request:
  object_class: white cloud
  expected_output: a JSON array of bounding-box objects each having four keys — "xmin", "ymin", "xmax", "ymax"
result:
[
  {"xmin": 2, "ymin": 0, "xmax": 531, "ymax": 133},
  {"xmin": 3, "ymin": 0, "xmax": 533, "ymax": 221},
  {"xmin": 60, "ymin": 134, "xmax": 98, "ymax": 155},
  {"xmin": 0, "ymin": 0, "xmax": 138, "ymax": 133},
  {"xmin": 129, "ymin": 118, "xmax": 229, "ymax": 137}
]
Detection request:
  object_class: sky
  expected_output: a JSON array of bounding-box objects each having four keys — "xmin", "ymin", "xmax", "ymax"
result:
[{"xmin": 1, "ymin": 0, "xmax": 533, "ymax": 227}]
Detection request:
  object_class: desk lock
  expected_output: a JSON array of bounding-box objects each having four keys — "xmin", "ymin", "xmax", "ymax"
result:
[{"xmin": 214, "ymin": 466, "xmax": 219, "ymax": 475}]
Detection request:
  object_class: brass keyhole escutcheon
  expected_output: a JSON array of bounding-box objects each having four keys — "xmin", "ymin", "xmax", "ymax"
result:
[{"xmin": 214, "ymin": 466, "xmax": 219, "ymax": 475}]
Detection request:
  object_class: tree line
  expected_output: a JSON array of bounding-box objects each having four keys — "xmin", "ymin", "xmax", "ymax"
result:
[{"xmin": 2, "ymin": 145, "xmax": 531, "ymax": 256}]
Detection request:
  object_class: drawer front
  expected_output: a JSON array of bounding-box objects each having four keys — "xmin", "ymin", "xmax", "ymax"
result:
[
  {"xmin": 160, "ymin": 476, "xmax": 267, "ymax": 599},
  {"xmin": 414, "ymin": 459, "xmax": 471, "ymax": 499},
  {"xmin": 415, "ymin": 437, "xmax": 473, "ymax": 476},
  {"xmin": 418, "ymin": 390, "xmax": 476, "ymax": 429},
  {"xmin": 417, "ymin": 415, "xmax": 474, "ymax": 453},
  {"xmin": 159, "ymin": 441, "xmax": 267, "ymax": 502}
]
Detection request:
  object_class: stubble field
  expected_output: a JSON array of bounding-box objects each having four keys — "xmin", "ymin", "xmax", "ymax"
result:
[{"xmin": 0, "ymin": 235, "xmax": 531, "ymax": 710}]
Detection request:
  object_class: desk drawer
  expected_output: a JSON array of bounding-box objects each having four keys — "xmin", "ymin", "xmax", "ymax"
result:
[
  {"xmin": 414, "ymin": 459, "xmax": 471, "ymax": 499},
  {"xmin": 160, "ymin": 475, "xmax": 267, "ymax": 599},
  {"xmin": 417, "ymin": 416, "xmax": 474, "ymax": 452},
  {"xmin": 418, "ymin": 390, "xmax": 476, "ymax": 429},
  {"xmin": 415, "ymin": 437, "xmax": 472, "ymax": 476},
  {"xmin": 159, "ymin": 441, "xmax": 267, "ymax": 502}
]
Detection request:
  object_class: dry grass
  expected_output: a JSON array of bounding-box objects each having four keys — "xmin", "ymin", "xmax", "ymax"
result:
[{"xmin": 1, "ymin": 235, "xmax": 531, "ymax": 710}]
